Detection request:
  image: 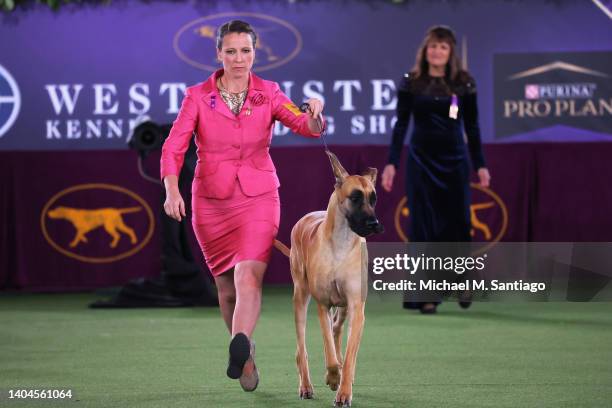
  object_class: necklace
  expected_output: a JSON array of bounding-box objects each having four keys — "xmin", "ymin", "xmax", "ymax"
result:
[
  {"xmin": 218, "ymin": 77, "xmax": 248, "ymax": 94},
  {"xmin": 217, "ymin": 77, "xmax": 248, "ymax": 115}
]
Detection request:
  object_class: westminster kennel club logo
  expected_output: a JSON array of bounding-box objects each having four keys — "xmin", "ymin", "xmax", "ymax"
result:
[
  {"xmin": 173, "ymin": 12, "xmax": 302, "ymax": 72},
  {"xmin": 41, "ymin": 184, "xmax": 155, "ymax": 263},
  {"xmin": 0, "ymin": 64, "xmax": 21, "ymax": 139},
  {"xmin": 394, "ymin": 184, "xmax": 508, "ymax": 253}
]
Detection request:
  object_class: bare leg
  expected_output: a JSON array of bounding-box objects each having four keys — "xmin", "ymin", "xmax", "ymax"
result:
[
  {"xmin": 232, "ymin": 260, "xmax": 266, "ymax": 337},
  {"xmin": 213, "ymin": 269, "xmax": 236, "ymax": 334}
]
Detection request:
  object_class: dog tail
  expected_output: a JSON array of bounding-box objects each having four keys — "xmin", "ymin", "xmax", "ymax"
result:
[{"xmin": 273, "ymin": 239, "xmax": 290, "ymax": 257}]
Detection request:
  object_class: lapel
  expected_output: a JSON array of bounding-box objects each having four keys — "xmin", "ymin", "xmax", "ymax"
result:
[
  {"xmin": 200, "ymin": 69, "xmax": 237, "ymax": 121},
  {"xmin": 240, "ymin": 72, "xmax": 266, "ymax": 119}
]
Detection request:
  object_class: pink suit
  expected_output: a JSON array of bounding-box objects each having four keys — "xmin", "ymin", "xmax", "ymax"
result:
[{"xmin": 161, "ymin": 69, "xmax": 321, "ymax": 275}]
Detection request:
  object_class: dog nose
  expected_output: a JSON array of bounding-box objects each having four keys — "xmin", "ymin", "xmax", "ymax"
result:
[{"xmin": 366, "ymin": 218, "xmax": 384, "ymax": 233}]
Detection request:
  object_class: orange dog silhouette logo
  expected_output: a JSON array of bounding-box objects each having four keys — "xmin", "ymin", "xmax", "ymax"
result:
[
  {"xmin": 394, "ymin": 183, "xmax": 508, "ymax": 252},
  {"xmin": 41, "ymin": 184, "xmax": 155, "ymax": 263},
  {"xmin": 47, "ymin": 206, "xmax": 142, "ymax": 248},
  {"xmin": 173, "ymin": 12, "xmax": 302, "ymax": 72}
]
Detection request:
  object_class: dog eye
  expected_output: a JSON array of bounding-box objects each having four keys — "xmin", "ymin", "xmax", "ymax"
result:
[
  {"xmin": 369, "ymin": 193, "xmax": 377, "ymax": 205},
  {"xmin": 349, "ymin": 190, "xmax": 363, "ymax": 204}
]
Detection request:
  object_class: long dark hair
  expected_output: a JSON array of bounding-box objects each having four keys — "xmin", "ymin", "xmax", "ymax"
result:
[
  {"xmin": 412, "ymin": 25, "xmax": 462, "ymax": 81},
  {"xmin": 216, "ymin": 20, "xmax": 258, "ymax": 50}
]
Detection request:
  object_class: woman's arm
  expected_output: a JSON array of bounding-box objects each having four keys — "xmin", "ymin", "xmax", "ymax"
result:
[
  {"xmin": 382, "ymin": 74, "xmax": 414, "ymax": 192},
  {"xmin": 160, "ymin": 87, "xmax": 199, "ymax": 181},
  {"xmin": 271, "ymin": 82, "xmax": 324, "ymax": 137},
  {"xmin": 160, "ymin": 87, "xmax": 198, "ymax": 221},
  {"xmin": 388, "ymin": 74, "xmax": 414, "ymax": 169},
  {"xmin": 462, "ymin": 76, "xmax": 490, "ymax": 187}
]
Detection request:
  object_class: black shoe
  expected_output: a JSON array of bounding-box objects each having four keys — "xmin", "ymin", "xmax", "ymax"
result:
[
  {"xmin": 227, "ymin": 333, "xmax": 251, "ymax": 379},
  {"xmin": 402, "ymin": 301, "xmax": 421, "ymax": 310},
  {"xmin": 420, "ymin": 303, "xmax": 438, "ymax": 314},
  {"xmin": 458, "ymin": 290, "xmax": 473, "ymax": 309}
]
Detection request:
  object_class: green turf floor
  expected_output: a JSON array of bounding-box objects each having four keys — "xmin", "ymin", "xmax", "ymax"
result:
[{"xmin": 1, "ymin": 287, "xmax": 611, "ymax": 407}]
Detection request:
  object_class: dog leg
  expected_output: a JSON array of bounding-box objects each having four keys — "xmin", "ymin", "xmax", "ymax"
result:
[
  {"xmin": 69, "ymin": 232, "xmax": 87, "ymax": 248},
  {"xmin": 332, "ymin": 306, "xmax": 347, "ymax": 368},
  {"xmin": 317, "ymin": 303, "xmax": 341, "ymax": 392},
  {"xmin": 293, "ymin": 284, "xmax": 313, "ymax": 399},
  {"xmin": 335, "ymin": 301, "xmax": 365, "ymax": 407},
  {"xmin": 116, "ymin": 222, "xmax": 138, "ymax": 244},
  {"xmin": 103, "ymin": 224, "xmax": 121, "ymax": 248}
]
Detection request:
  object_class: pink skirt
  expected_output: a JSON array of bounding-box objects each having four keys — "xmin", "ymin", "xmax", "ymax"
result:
[{"xmin": 191, "ymin": 182, "xmax": 280, "ymax": 276}]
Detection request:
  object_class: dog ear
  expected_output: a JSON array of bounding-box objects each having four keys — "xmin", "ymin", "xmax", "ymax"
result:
[
  {"xmin": 362, "ymin": 167, "xmax": 378, "ymax": 185},
  {"xmin": 326, "ymin": 150, "xmax": 349, "ymax": 187}
]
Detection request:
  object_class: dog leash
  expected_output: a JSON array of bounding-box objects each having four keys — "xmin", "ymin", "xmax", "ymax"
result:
[{"xmin": 299, "ymin": 102, "xmax": 329, "ymax": 151}]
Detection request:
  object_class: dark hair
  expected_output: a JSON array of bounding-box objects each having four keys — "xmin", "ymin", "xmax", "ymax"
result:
[
  {"xmin": 216, "ymin": 20, "xmax": 257, "ymax": 50},
  {"xmin": 412, "ymin": 25, "xmax": 462, "ymax": 81}
]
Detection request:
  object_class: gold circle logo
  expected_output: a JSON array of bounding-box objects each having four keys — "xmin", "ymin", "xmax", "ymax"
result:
[
  {"xmin": 41, "ymin": 183, "xmax": 155, "ymax": 263},
  {"xmin": 394, "ymin": 183, "xmax": 508, "ymax": 253},
  {"xmin": 173, "ymin": 12, "xmax": 303, "ymax": 72}
]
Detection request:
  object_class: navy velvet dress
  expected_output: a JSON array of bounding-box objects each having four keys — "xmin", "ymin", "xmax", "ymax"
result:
[{"xmin": 388, "ymin": 72, "xmax": 486, "ymax": 242}]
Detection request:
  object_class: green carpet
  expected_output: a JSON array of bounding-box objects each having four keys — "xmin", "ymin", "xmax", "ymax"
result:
[{"xmin": 1, "ymin": 287, "xmax": 611, "ymax": 407}]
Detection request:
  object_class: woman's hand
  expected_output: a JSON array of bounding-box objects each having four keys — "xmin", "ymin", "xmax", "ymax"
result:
[
  {"xmin": 381, "ymin": 164, "xmax": 396, "ymax": 192},
  {"xmin": 164, "ymin": 188, "xmax": 186, "ymax": 222},
  {"xmin": 305, "ymin": 98, "xmax": 324, "ymax": 118},
  {"xmin": 478, "ymin": 167, "xmax": 491, "ymax": 188},
  {"xmin": 163, "ymin": 175, "xmax": 186, "ymax": 222}
]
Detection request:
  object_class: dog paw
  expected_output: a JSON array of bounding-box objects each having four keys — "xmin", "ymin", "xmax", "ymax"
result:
[
  {"xmin": 333, "ymin": 397, "xmax": 351, "ymax": 407},
  {"xmin": 299, "ymin": 385, "xmax": 314, "ymax": 399},
  {"xmin": 325, "ymin": 366, "xmax": 341, "ymax": 391},
  {"xmin": 334, "ymin": 387, "xmax": 352, "ymax": 407}
]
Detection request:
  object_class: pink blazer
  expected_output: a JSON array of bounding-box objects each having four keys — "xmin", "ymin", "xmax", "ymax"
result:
[{"xmin": 160, "ymin": 69, "xmax": 322, "ymax": 199}]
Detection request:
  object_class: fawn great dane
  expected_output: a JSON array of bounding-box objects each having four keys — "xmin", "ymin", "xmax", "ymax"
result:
[{"xmin": 277, "ymin": 151, "xmax": 383, "ymax": 407}]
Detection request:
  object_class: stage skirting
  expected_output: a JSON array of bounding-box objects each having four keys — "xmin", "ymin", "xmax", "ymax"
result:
[{"xmin": 1, "ymin": 143, "xmax": 611, "ymax": 291}]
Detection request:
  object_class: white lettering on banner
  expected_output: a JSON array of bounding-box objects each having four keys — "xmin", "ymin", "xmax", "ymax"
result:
[
  {"xmin": 333, "ymin": 80, "xmax": 362, "ymax": 111},
  {"xmin": 45, "ymin": 118, "xmax": 146, "ymax": 140},
  {"xmin": 108, "ymin": 120, "xmax": 122, "ymax": 138},
  {"xmin": 280, "ymin": 81, "xmax": 294, "ymax": 99},
  {"xmin": 46, "ymin": 120, "xmax": 61, "ymax": 139},
  {"xmin": 370, "ymin": 115, "xmax": 386, "ymax": 134},
  {"xmin": 322, "ymin": 116, "xmax": 335, "ymax": 134},
  {"xmin": 129, "ymin": 84, "xmax": 150, "ymax": 114},
  {"xmin": 351, "ymin": 115, "xmax": 365, "ymax": 134},
  {"xmin": 274, "ymin": 121, "xmax": 290, "ymax": 136},
  {"xmin": 66, "ymin": 119, "xmax": 81, "ymax": 139},
  {"xmin": 45, "ymin": 84, "xmax": 83, "ymax": 115},
  {"xmin": 303, "ymin": 81, "xmax": 325, "ymax": 104},
  {"xmin": 160, "ymin": 83, "xmax": 187, "ymax": 114},
  {"xmin": 40, "ymin": 79, "xmax": 411, "ymax": 142},
  {"xmin": 371, "ymin": 79, "xmax": 396, "ymax": 110},
  {"xmin": 93, "ymin": 84, "xmax": 119, "ymax": 115},
  {"xmin": 86, "ymin": 120, "xmax": 102, "ymax": 138}
]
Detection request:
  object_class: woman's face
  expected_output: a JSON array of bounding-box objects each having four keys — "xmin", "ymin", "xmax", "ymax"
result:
[
  {"xmin": 217, "ymin": 32, "xmax": 255, "ymax": 77},
  {"xmin": 426, "ymin": 40, "xmax": 451, "ymax": 68}
]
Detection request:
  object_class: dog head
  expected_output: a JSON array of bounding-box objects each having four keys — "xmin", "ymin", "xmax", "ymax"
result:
[
  {"xmin": 48, "ymin": 206, "xmax": 69, "ymax": 219},
  {"xmin": 327, "ymin": 151, "xmax": 384, "ymax": 237}
]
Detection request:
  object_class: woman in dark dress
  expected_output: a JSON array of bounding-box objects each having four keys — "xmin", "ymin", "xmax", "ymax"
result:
[{"xmin": 381, "ymin": 25, "xmax": 491, "ymax": 314}]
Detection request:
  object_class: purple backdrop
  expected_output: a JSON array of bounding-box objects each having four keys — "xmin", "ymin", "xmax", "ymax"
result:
[
  {"xmin": 2, "ymin": 143, "xmax": 612, "ymax": 291},
  {"xmin": 0, "ymin": 0, "xmax": 611, "ymax": 150}
]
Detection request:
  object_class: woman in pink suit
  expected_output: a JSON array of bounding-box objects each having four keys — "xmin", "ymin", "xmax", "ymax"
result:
[{"xmin": 160, "ymin": 20, "xmax": 324, "ymax": 391}]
